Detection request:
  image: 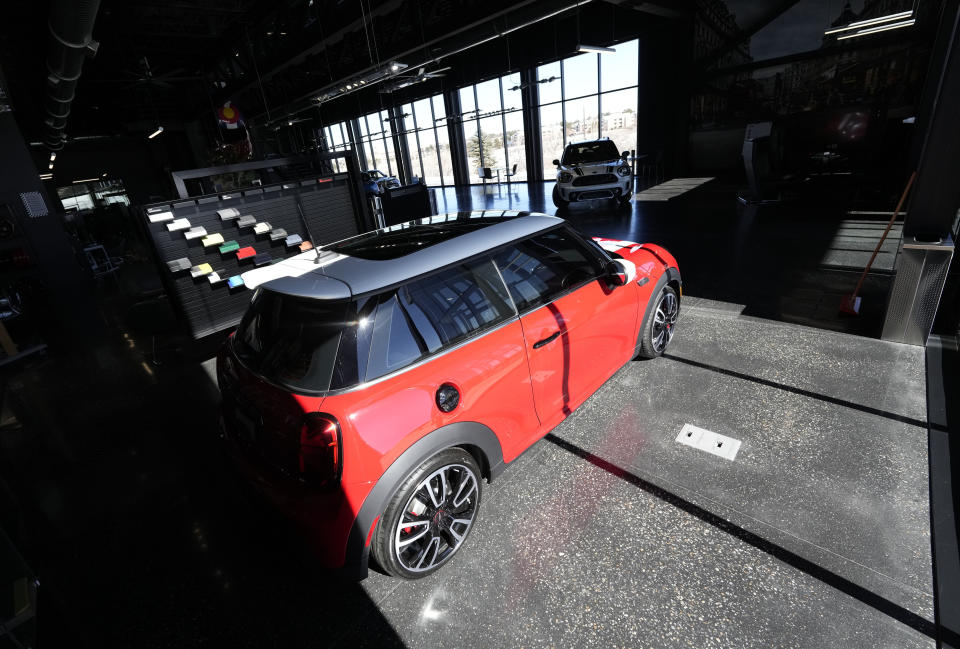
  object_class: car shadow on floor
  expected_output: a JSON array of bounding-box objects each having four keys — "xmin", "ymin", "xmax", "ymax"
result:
[{"xmin": 541, "ymin": 432, "xmax": 936, "ymax": 641}]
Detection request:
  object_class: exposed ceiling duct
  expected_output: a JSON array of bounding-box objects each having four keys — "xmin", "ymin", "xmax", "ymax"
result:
[{"xmin": 44, "ymin": 0, "xmax": 101, "ymax": 151}]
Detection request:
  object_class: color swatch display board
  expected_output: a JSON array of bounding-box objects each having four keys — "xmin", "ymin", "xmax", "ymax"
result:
[{"xmin": 140, "ymin": 175, "xmax": 361, "ymax": 339}]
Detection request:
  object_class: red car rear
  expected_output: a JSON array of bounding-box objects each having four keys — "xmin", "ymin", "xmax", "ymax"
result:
[{"xmin": 218, "ymin": 212, "xmax": 681, "ymax": 579}]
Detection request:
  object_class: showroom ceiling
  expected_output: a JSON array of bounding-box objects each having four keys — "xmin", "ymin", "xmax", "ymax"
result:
[{"xmin": 0, "ymin": 0, "xmax": 685, "ymax": 144}]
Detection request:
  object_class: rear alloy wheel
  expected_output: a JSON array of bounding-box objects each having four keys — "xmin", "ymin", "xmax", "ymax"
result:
[
  {"xmin": 373, "ymin": 448, "xmax": 482, "ymax": 579},
  {"xmin": 638, "ymin": 285, "xmax": 679, "ymax": 358},
  {"xmin": 552, "ymin": 185, "xmax": 569, "ymax": 209}
]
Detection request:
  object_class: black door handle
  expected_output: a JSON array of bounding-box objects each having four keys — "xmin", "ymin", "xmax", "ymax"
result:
[{"xmin": 533, "ymin": 331, "xmax": 561, "ymax": 349}]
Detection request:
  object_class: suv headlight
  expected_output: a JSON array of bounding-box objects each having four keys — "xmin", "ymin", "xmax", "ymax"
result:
[
  {"xmin": 558, "ymin": 172, "xmax": 573, "ymax": 183},
  {"xmin": 616, "ymin": 165, "xmax": 631, "ymax": 177}
]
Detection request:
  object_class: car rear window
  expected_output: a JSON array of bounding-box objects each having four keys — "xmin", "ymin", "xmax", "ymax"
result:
[
  {"xmin": 235, "ymin": 259, "xmax": 517, "ymax": 391},
  {"xmin": 562, "ymin": 140, "xmax": 621, "ymax": 165},
  {"xmin": 234, "ymin": 289, "xmax": 354, "ymax": 393}
]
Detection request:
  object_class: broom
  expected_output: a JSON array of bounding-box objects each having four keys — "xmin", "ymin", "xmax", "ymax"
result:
[{"xmin": 840, "ymin": 171, "xmax": 917, "ymax": 315}]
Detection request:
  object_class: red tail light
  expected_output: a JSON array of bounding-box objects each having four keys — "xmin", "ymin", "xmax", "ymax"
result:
[{"xmin": 299, "ymin": 413, "xmax": 342, "ymax": 487}]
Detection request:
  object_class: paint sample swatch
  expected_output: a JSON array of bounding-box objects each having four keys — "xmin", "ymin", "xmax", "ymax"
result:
[
  {"xmin": 218, "ymin": 241, "xmax": 239, "ymax": 254},
  {"xmin": 166, "ymin": 257, "xmax": 191, "ymax": 272},
  {"xmin": 149, "ymin": 211, "xmax": 173, "ymax": 223},
  {"xmin": 184, "ymin": 227, "xmax": 208, "ymax": 240},
  {"xmin": 167, "ymin": 218, "xmax": 190, "ymax": 232},
  {"xmin": 189, "ymin": 263, "xmax": 213, "ymax": 278},
  {"xmin": 236, "ymin": 246, "xmax": 256, "ymax": 260},
  {"xmin": 201, "ymin": 233, "xmax": 225, "ymax": 247}
]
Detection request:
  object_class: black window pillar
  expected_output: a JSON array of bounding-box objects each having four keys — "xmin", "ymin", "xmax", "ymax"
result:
[
  {"xmin": 637, "ymin": 20, "xmax": 693, "ymax": 177},
  {"xmin": 348, "ymin": 118, "xmax": 366, "ymax": 170},
  {"xmin": 520, "ymin": 65, "xmax": 543, "ymax": 182},
  {"xmin": 390, "ymin": 105, "xmax": 413, "ymax": 185},
  {"xmin": 444, "ymin": 89, "xmax": 469, "ymax": 187},
  {"xmin": 902, "ymin": 0, "xmax": 960, "ymax": 240}
]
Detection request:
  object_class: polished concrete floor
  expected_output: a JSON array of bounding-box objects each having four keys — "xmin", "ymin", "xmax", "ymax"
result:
[{"xmin": 0, "ymin": 179, "xmax": 934, "ymax": 648}]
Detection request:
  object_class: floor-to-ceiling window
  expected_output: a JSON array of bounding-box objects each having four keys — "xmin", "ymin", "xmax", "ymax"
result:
[
  {"xmin": 358, "ymin": 109, "xmax": 399, "ymax": 177},
  {"xmin": 399, "ymin": 93, "xmax": 455, "ymax": 187},
  {"xmin": 459, "ymin": 71, "xmax": 528, "ymax": 184},
  {"xmin": 537, "ymin": 39, "xmax": 638, "ymax": 179},
  {"xmin": 320, "ymin": 120, "xmax": 352, "ymax": 172}
]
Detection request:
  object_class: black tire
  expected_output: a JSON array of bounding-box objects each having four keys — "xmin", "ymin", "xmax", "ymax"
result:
[
  {"xmin": 372, "ymin": 447, "xmax": 482, "ymax": 579},
  {"xmin": 552, "ymin": 185, "xmax": 569, "ymax": 209},
  {"xmin": 637, "ymin": 285, "xmax": 680, "ymax": 359}
]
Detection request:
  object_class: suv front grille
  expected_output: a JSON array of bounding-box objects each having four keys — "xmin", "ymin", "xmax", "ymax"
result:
[{"xmin": 572, "ymin": 173, "xmax": 617, "ymax": 187}]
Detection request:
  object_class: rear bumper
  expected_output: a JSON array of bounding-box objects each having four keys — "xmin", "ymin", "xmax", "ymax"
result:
[{"xmin": 220, "ymin": 415, "xmax": 361, "ymax": 574}]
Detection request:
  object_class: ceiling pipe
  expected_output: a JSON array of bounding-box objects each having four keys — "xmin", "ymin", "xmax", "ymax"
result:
[{"xmin": 44, "ymin": 0, "xmax": 101, "ymax": 151}]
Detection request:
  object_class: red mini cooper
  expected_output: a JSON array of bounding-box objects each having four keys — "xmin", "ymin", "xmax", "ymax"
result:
[{"xmin": 217, "ymin": 211, "xmax": 680, "ymax": 579}]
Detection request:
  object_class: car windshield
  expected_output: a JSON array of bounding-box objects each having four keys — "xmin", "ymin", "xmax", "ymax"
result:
[
  {"xmin": 234, "ymin": 290, "xmax": 355, "ymax": 393},
  {"xmin": 562, "ymin": 141, "xmax": 621, "ymax": 165}
]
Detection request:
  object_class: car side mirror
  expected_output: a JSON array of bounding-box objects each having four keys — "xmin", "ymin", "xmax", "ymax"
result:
[
  {"xmin": 621, "ymin": 151, "xmax": 629, "ymax": 159},
  {"xmin": 606, "ymin": 261, "xmax": 628, "ymax": 287},
  {"xmin": 552, "ymin": 159, "xmax": 560, "ymax": 166}
]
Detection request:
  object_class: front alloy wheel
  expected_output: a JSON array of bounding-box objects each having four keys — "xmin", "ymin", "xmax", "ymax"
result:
[
  {"xmin": 638, "ymin": 285, "xmax": 679, "ymax": 358},
  {"xmin": 651, "ymin": 288, "xmax": 679, "ymax": 353},
  {"xmin": 374, "ymin": 448, "xmax": 482, "ymax": 578}
]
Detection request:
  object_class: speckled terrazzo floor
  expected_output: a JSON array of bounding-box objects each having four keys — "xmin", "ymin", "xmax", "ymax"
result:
[
  {"xmin": 0, "ymin": 185, "xmax": 934, "ymax": 647},
  {"xmin": 341, "ymin": 302, "xmax": 932, "ymax": 649}
]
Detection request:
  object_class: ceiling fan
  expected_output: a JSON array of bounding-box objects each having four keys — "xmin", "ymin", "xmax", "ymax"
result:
[
  {"xmin": 380, "ymin": 65, "xmax": 451, "ymax": 92},
  {"xmin": 91, "ymin": 57, "xmax": 203, "ymax": 90},
  {"xmin": 273, "ymin": 116, "xmax": 311, "ymax": 130}
]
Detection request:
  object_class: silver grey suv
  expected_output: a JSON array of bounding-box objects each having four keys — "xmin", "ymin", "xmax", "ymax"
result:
[{"xmin": 552, "ymin": 138, "xmax": 633, "ymax": 209}]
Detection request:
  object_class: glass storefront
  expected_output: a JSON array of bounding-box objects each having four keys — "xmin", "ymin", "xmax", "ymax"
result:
[{"xmin": 316, "ymin": 39, "xmax": 638, "ymax": 187}]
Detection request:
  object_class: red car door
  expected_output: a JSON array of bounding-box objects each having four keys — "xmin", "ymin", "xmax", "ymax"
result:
[{"xmin": 492, "ymin": 228, "xmax": 638, "ymax": 434}]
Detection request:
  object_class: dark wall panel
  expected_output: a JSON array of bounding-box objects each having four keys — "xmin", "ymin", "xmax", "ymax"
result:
[{"xmin": 141, "ymin": 175, "xmax": 361, "ymax": 339}]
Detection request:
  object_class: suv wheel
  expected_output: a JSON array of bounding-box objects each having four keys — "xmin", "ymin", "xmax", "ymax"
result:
[
  {"xmin": 373, "ymin": 447, "xmax": 482, "ymax": 579},
  {"xmin": 552, "ymin": 185, "xmax": 569, "ymax": 209}
]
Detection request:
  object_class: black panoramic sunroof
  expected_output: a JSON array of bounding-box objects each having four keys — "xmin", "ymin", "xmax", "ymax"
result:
[{"xmin": 330, "ymin": 215, "xmax": 508, "ymax": 261}]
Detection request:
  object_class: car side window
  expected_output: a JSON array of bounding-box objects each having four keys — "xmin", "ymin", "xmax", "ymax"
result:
[
  {"xmin": 364, "ymin": 259, "xmax": 515, "ymax": 382},
  {"xmin": 492, "ymin": 228, "xmax": 606, "ymax": 312}
]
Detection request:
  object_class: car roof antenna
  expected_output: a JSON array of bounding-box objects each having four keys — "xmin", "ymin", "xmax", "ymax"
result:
[{"xmin": 295, "ymin": 200, "xmax": 323, "ymax": 264}]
